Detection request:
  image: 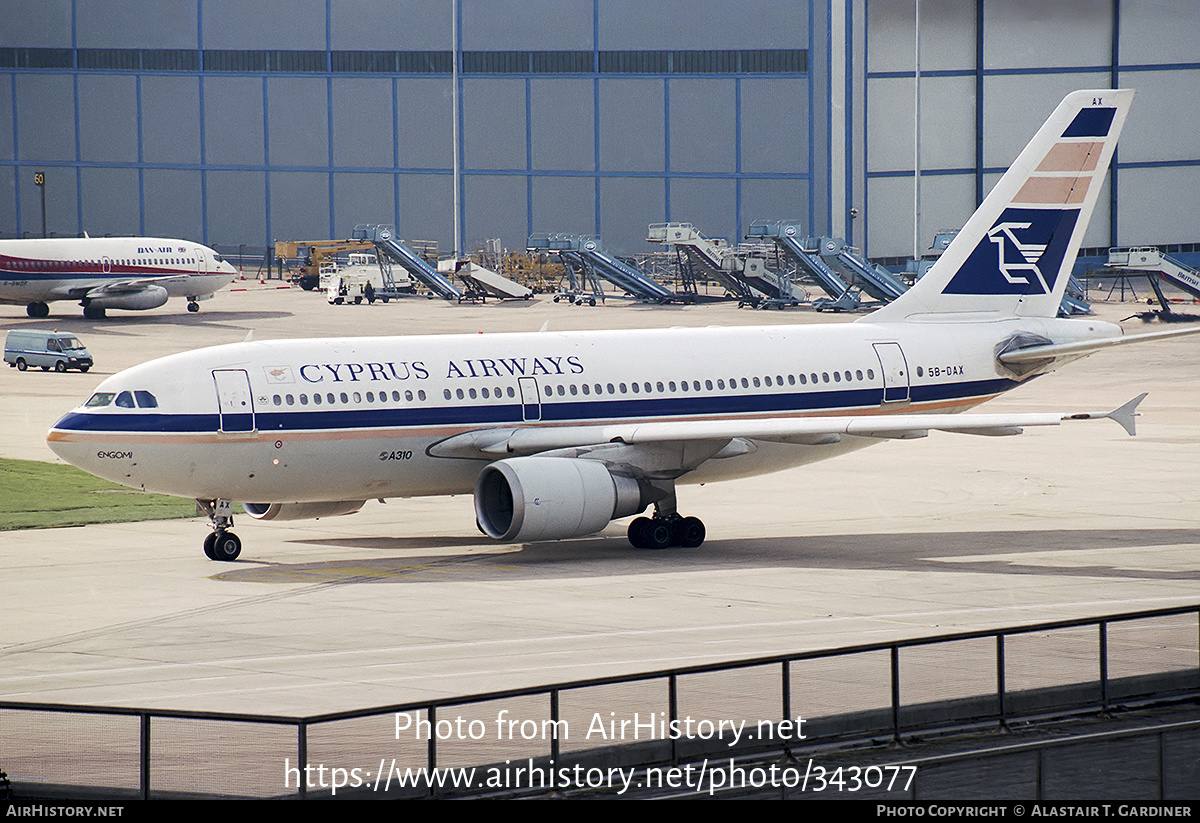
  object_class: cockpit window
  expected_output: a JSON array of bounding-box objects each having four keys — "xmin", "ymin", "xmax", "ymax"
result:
[
  {"xmin": 115, "ymin": 391, "xmax": 136, "ymax": 408},
  {"xmin": 134, "ymin": 391, "xmax": 158, "ymax": 408},
  {"xmin": 85, "ymin": 392, "xmax": 115, "ymax": 408}
]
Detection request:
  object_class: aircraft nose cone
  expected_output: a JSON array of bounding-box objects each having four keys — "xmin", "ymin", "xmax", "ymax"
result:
[{"xmin": 46, "ymin": 411, "xmax": 97, "ymax": 472}]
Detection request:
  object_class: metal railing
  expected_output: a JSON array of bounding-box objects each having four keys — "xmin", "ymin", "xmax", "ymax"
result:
[{"xmin": 2, "ymin": 604, "xmax": 1196, "ymax": 799}]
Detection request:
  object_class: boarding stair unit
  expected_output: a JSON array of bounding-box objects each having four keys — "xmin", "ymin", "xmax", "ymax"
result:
[
  {"xmin": 646, "ymin": 223, "xmax": 766, "ymax": 304},
  {"xmin": 1105, "ymin": 247, "xmax": 1200, "ymax": 319},
  {"xmin": 528, "ymin": 234, "xmax": 675, "ymax": 303},
  {"xmin": 353, "ymin": 225, "xmax": 464, "ymax": 301},
  {"xmin": 437, "ymin": 258, "xmax": 533, "ymax": 301},
  {"xmin": 814, "ymin": 236, "xmax": 909, "ymax": 302}
]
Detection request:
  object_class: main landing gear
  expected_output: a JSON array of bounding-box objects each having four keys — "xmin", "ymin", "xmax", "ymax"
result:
[
  {"xmin": 197, "ymin": 498, "xmax": 241, "ymax": 561},
  {"xmin": 626, "ymin": 480, "xmax": 706, "ymax": 549},
  {"xmin": 187, "ymin": 300, "xmax": 200, "ymax": 313},
  {"xmin": 25, "ymin": 302, "xmax": 50, "ymax": 318},
  {"xmin": 627, "ymin": 513, "xmax": 706, "ymax": 549}
]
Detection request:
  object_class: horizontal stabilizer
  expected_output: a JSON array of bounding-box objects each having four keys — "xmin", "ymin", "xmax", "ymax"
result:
[{"xmin": 998, "ymin": 326, "xmax": 1200, "ymax": 365}]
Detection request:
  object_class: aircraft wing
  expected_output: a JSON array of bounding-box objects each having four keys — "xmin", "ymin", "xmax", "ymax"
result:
[{"xmin": 429, "ymin": 394, "xmax": 1147, "ymax": 461}]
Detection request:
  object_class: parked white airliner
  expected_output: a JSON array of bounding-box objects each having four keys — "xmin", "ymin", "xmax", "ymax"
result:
[
  {"xmin": 45, "ymin": 90, "xmax": 1195, "ymax": 560},
  {"xmin": 0, "ymin": 236, "xmax": 237, "ymax": 318}
]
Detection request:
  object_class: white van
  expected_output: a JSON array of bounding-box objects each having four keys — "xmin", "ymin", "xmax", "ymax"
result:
[{"xmin": 5, "ymin": 330, "xmax": 93, "ymax": 373}]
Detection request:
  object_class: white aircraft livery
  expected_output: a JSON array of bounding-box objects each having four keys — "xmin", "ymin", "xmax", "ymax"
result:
[
  {"xmin": 45, "ymin": 90, "xmax": 1195, "ymax": 561},
  {"xmin": 0, "ymin": 236, "xmax": 237, "ymax": 318}
]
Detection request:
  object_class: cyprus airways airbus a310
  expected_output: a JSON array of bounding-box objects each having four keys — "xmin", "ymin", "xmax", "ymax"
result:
[
  {"xmin": 46, "ymin": 89, "xmax": 1195, "ymax": 560},
  {"xmin": 0, "ymin": 235, "xmax": 236, "ymax": 318}
]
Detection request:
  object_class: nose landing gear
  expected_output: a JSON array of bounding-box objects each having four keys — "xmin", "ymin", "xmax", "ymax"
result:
[{"xmin": 198, "ymin": 498, "xmax": 241, "ymax": 561}]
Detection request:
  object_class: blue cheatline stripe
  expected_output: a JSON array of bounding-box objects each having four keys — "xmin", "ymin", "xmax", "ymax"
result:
[
  {"xmin": 53, "ymin": 377, "xmax": 1018, "ymax": 435},
  {"xmin": 1063, "ymin": 106, "xmax": 1116, "ymax": 138}
]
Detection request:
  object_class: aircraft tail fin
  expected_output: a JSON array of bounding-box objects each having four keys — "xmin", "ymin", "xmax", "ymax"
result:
[{"xmin": 868, "ymin": 89, "xmax": 1133, "ymax": 322}]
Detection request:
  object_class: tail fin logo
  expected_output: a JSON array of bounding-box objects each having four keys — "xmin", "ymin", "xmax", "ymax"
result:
[
  {"xmin": 989, "ymin": 222, "xmax": 1050, "ymax": 292},
  {"xmin": 943, "ymin": 207, "xmax": 1079, "ymax": 297}
]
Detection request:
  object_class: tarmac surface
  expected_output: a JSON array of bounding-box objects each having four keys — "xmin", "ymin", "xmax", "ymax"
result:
[{"xmin": 1, "ymin": 284, "xmax": 1198, "ymax": 723}]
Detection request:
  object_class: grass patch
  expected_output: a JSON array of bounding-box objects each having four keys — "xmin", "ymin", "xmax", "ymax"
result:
[{"xmin": 0, "ymin": 457, "xmax": 198, "ymax": 530}]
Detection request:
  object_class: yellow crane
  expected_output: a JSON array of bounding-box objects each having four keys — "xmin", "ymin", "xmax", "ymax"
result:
[{"xmin": 273, "ymin": 239, "xmax": 376, "ymax": 291}]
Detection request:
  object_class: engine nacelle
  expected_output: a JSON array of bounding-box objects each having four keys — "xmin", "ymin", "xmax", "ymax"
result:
[
  {"xmin": 242, "ymin": 500, "xmax": 366, "ymax": 521},
  {"xmin": 474, "ymin": 457, "xmax": 645, "ymax": 542},
  {"xmin": 87, "ymin": 285, "xmax": 169, "ymax": 311}
]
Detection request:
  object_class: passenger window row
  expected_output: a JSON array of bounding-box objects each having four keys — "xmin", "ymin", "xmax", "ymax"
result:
[
  {"xmin": 273, "ymin": 389, "xmax": 428, "ymax": 407},
  {"xmin": 536, "ymin": 368, "xmax": 877, "ymax": 398}
]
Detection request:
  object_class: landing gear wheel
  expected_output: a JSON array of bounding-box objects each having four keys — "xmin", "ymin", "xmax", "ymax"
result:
[
  {"xmin": 26, "ymin": 302, "xmax": 49, "ymax": 318},
  {"xmin": 672, "ymin": 516, "xmax": 706, "ymax": 548},
  {"xmin": 628, "ymin": 517, "xmax": 673, "ymax": 550},
  {"xmin": 203, "ymin": 531, "xmax": 218, "ymax": 560},
  {"xmin": 83, "ymin": 305, "xmax": 106, "ymax": 320},
  {"xmin": 187, "ymin": 301, "xmax": 200, "ymax": 313},
  {"xmin": 208, "ymin": 531, "xmax": 241, "ymax": 561}
]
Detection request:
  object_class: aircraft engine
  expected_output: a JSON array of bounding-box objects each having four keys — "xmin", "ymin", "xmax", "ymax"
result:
[
  {"xmin": 242, "ymin": 501, "xmax": 366, "ymax": 521},
  {"xmin": 87, "ymin": 285, "xmax": 169, "ymax": 311},
  {"xmin": 474, "ymin": 456, "xmax": 645, "ymax": 542}
]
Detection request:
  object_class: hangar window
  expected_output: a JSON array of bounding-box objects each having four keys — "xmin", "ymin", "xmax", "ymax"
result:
[{"xmin": 85, "ymin": 392, "xmax": 115, "ymax": 408}]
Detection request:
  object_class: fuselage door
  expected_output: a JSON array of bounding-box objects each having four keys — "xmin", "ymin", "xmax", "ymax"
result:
[
  {"xmin": 518, "ymin": 377, "xmax": 541, "ymax": 422},
  {"xmin": 872, "ymin": 342, "xmax": 910, "ymax": 404},
  {"xmin": 195, "ymin": 248, "xmax": 207, "ymax": 275},
  {"xmin": 213, "ymin": 369, "xmax": 256, "ymax": 432}
]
